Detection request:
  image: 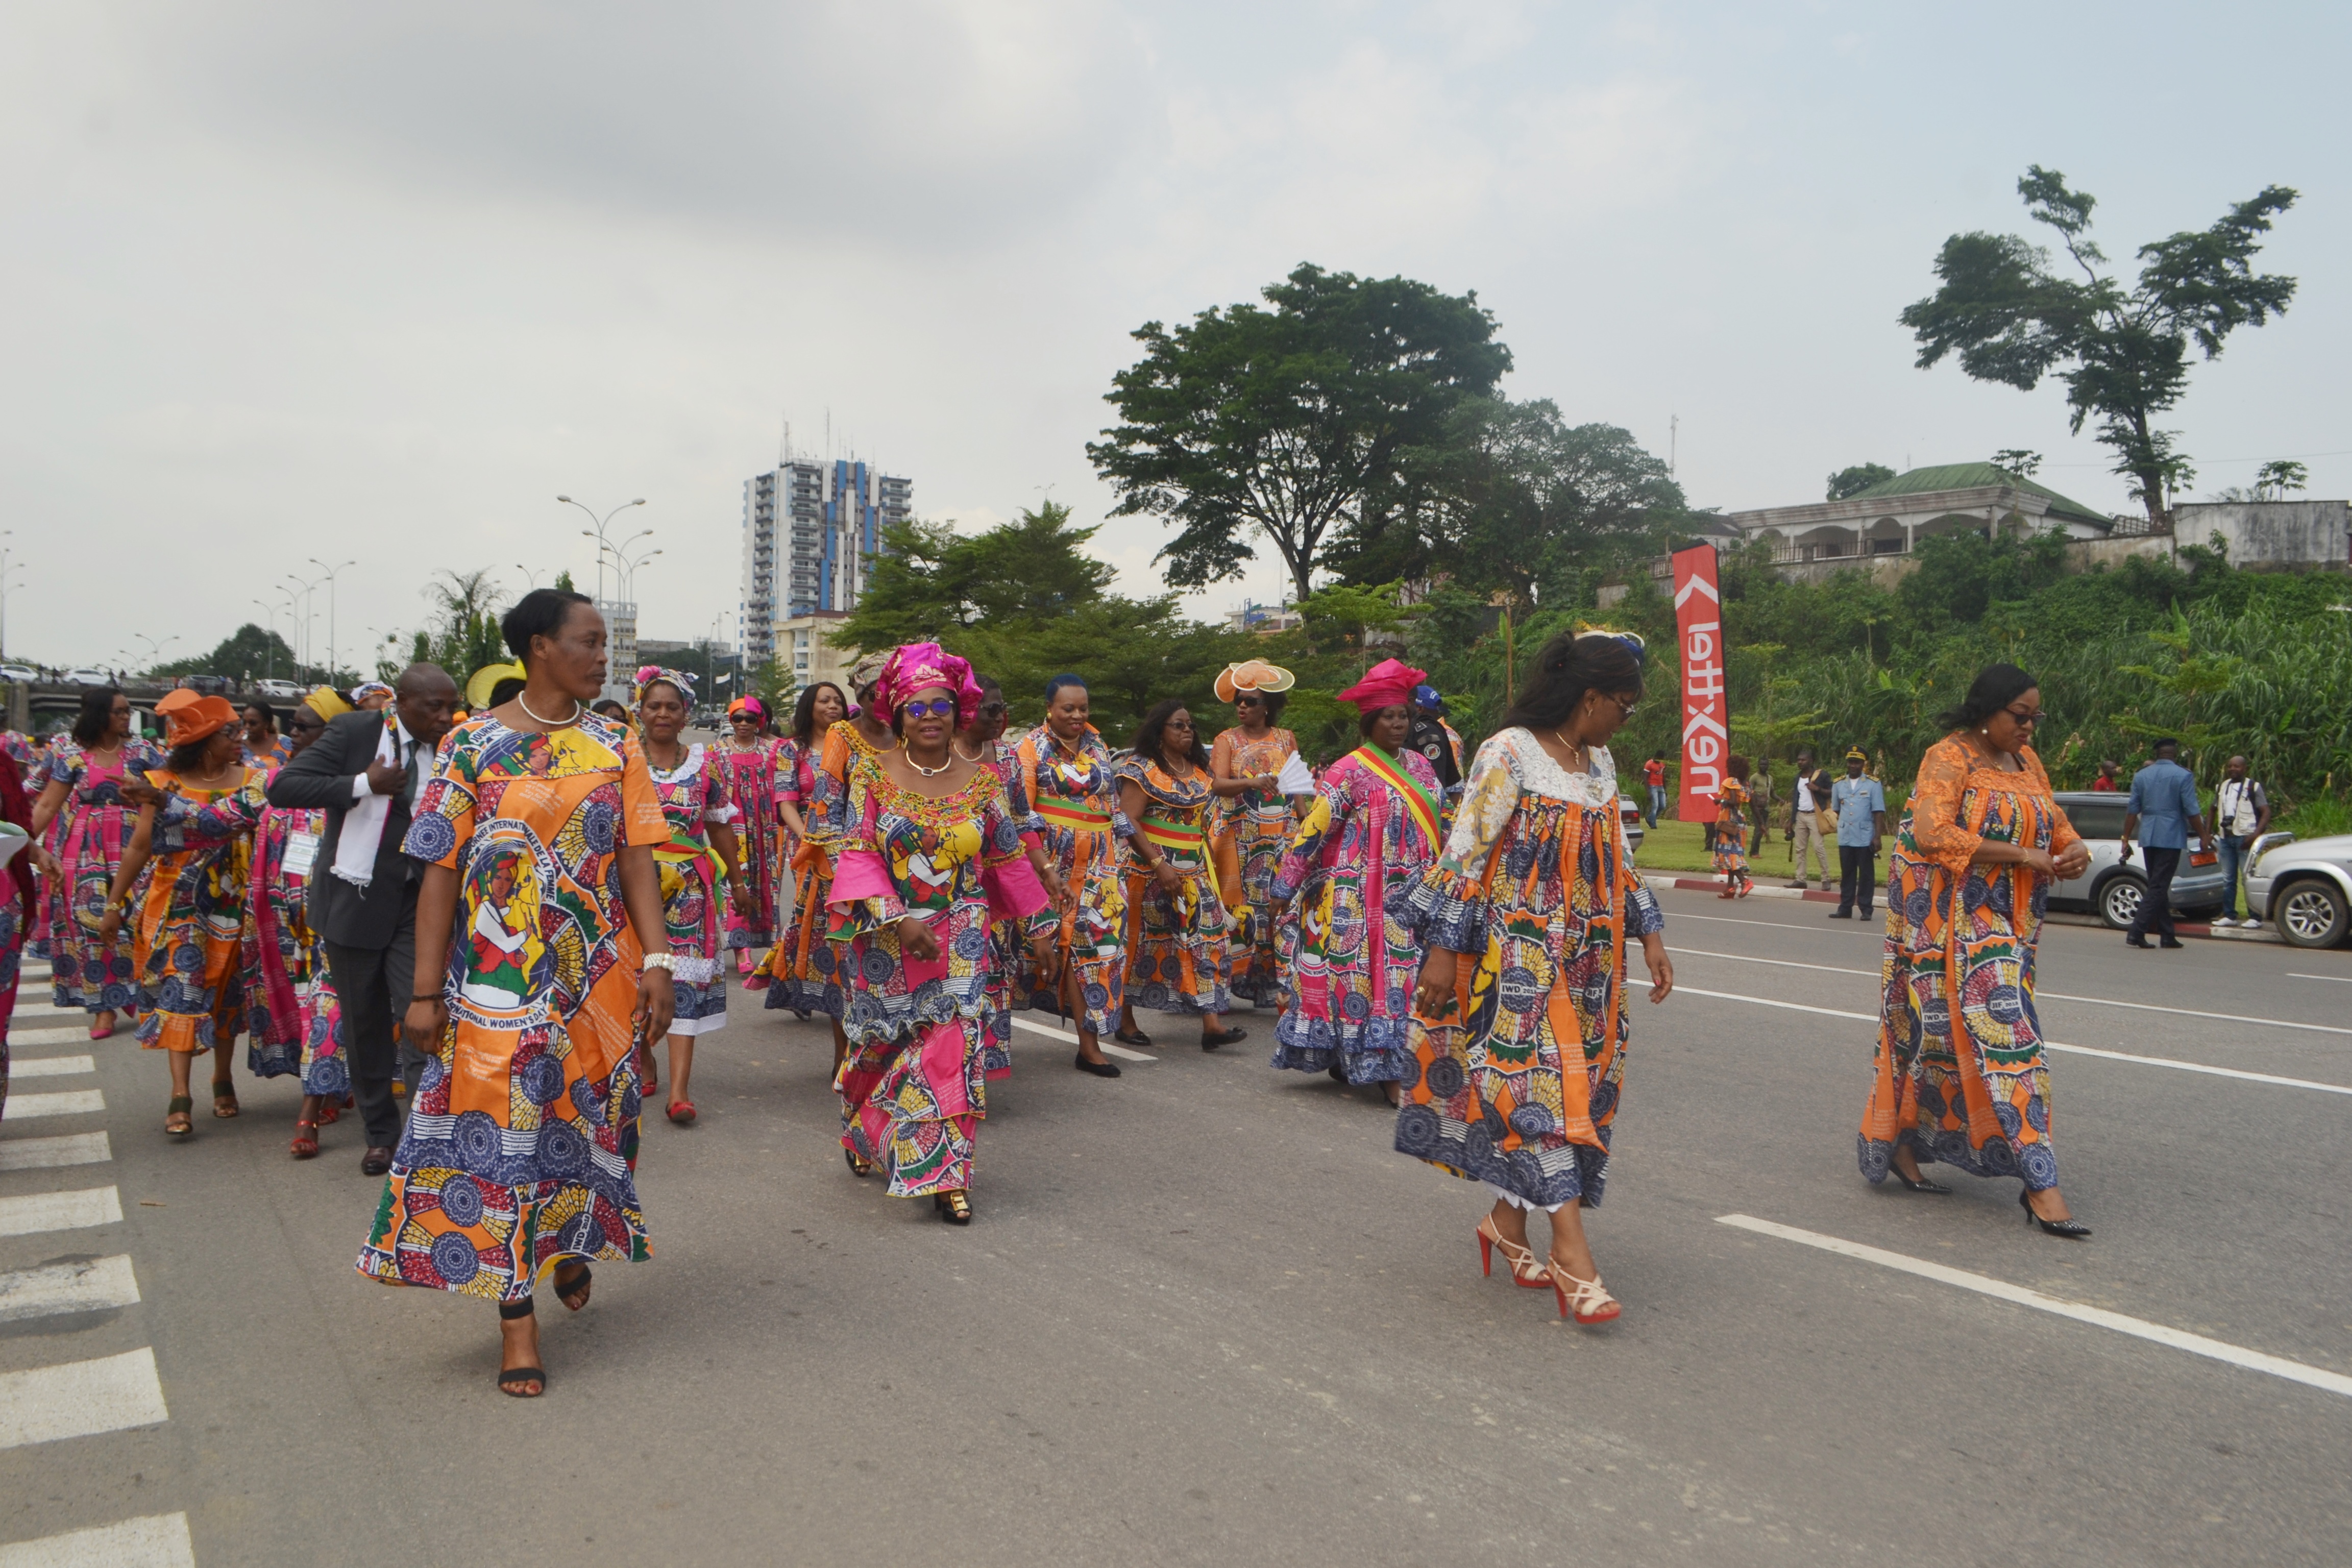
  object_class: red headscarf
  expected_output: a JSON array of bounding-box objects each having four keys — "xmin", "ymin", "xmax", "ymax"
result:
[{"xmin": 1336, "ymin": 657, "xmax": 1428, "ymax": 714}]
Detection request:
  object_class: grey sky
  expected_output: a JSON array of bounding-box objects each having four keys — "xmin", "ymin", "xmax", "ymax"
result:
[{"xmin": 4, "ymin": 1, "xmax": 2342, "ymax": 671}]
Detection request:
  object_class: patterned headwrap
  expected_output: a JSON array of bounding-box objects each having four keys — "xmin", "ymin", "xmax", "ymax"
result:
[
  {"xmin": 632, "ymin": 665, "xmax": 697, "ymax": 707},
  {"xmin": 1336, "ymin": 657, "xmax": 1428, "ymax": 714},
  {"xmin": 875, "ymin": 642, "xmax": 983, "ymax": 725},
  {"xmin": 303, "ymin": 686, "xmax": 353, "ymax": 722},
  {"xmin": 726, "ymin": 695, "xmax": 765, "ymax": 720},
  {"xmin": 351, "ymin": 680, "xmax": 394, "ymax": 703},
  {"xmin": 847, "ymin": 650, "xmax": 891, "ymax": 694},
  {"xmin": 1213, "ymin": 659, "xmax": 1297, "ymax": 704}
]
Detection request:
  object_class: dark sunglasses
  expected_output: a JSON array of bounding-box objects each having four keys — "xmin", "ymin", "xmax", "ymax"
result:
[
  {"xmin": 977, "ymin": 700, "xmax": 1009, "ymax": 716},
  {"xmin": 2002, "ymin": 705, "xmax": 2046, "ymax": 726},
  {"xmin": 899, "ymin": 698, "xmax": 958, "ymax": 720}
]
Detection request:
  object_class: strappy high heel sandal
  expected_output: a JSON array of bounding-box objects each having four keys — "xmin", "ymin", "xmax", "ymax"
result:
[
  {"xmin": 1547, "ymin": 1257, "xmax": 1622, "ymax": 1325},
  {"xmin": 934, "ymin": 1190, "xmax": 972, "ymax": 1225},
  {"xmin": 164, "ymin": 1094, "xmax": 193, "ymax": 1138},
  {"xmin": 289, "ymin": 1119, "xmax": 320, "ymax": 1159},
  {"xmin": 1475, "ymin": 1216, "xmax": 1551, "ymax": 1288}
]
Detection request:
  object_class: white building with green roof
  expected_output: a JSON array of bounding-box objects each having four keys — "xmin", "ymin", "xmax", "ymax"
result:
[{"xmin": 1725, "ymin": 462, "xmax": 2120, "ymax": 567}]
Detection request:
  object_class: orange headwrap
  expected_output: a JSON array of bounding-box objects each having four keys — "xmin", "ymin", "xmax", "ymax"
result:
[{"xmin": 162, "ymin": 694, "xmax": 238, "ymax": 748}]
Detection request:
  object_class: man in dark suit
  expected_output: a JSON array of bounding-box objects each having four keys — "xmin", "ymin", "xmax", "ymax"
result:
[{"xmin": 266, "ymin": 663, "xmax": 458, "ymax": 1173}]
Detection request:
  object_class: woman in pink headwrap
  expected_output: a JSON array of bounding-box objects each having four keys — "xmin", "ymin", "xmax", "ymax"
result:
[
  {"xmin": 827, "ymin": 643, "xmax": 1056, "ymax": 1222},
  {"xmin": 710, "ymin": 696, "xmax": 780, "ymax": 974}
]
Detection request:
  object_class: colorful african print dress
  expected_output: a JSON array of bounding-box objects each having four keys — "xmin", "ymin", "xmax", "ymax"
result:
[
  {"xmin": 133, "ymin": 768, "xmax": 269, "ymax": 1055},
  {"xmin": 829, "ymin": 764, "xmax": 1048, "ymax": 1197},
  {"xmin": 1395, "ymin": 731, "xmax": 1663, "ymax": 1209},
  {"xmin": 963, "ymin": 738, "xmax": 1037, "ymax": 1080},
  {"xmin": 756, "ymin": 723, "xmax": 885, "ymax": 1019},
  {"xmin": 244, "ymin": 802, "xmax": 339, "ymax": 1083},
  {"xmin": 1119, "ymin": 758, "xmax": 1232, "ymax": 1017},
  {"xmin": 770, "ymin": 736, "xmax": 813, "ymax": 927},
  {"xmin": 356, "ymin": 712, "xmax": 668, "ymax": 1304},
  {"xmin": 1268, "ymin": 744, "xmax": 1443, "ymax": 1085},
  {"xmin": 1013, "ymin": 724, "xmax": 1130, "ymax": 1037},
  {"xmin": 40, "ymin": 739, "xmax": 163, "ymax": 1014},
  {"xmin": 1712, "ymin": 779, "xmax": 1750, "ymax": 885},
  {"xmin": 646, "ymin": 742, "xmax": 735, "ymax": 1036},
  {"xmin": 1858, "ymin": 737, "xmax": 2082, "ymax": 1194},
  {"xmin": 707, "ymin": 737, "xmax": 779, "ymax": 972},
  {"xmin": 1213, "ymin": 726, "xmax": 1300, "ymax": 1007}
]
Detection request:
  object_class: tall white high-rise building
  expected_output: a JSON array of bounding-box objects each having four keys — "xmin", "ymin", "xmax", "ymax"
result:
[{"xmin": 738, "ymin": 457, "xmax": 911, "ymax": 673}]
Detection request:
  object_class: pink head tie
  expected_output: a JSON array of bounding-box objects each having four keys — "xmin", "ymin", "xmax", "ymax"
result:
[{"xmin": 876, "ymin": 642, "xmax": 983, "ymax": 725}]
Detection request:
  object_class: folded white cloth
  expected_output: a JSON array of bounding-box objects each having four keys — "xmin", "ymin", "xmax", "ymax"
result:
[
  {"xmin": 331, "ymin": 715, "xmax": 400, "ymax": 888},
  {"xmin": 1277, "ymin": 753, "xmax": 1316, "ymax": 796}
]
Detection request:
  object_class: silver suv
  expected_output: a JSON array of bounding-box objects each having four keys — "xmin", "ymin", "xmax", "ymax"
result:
[
  {"xmin": 2244, "ymin": 832, "xmax": 2352, "ymax": 949},
  {"xmin": 2049, "ymin": 792, "xmax": 2230, "ymax": 930}
]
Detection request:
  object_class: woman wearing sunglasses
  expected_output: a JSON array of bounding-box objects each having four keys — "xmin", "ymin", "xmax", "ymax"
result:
[
  {"xmin": 827, "ymin": 644, "xmax": 1056, "ymax": 1223},
  {"xmin": 1858, "ymin": 662, "xmax": 2094, "ymax": 1239},
  {"xmin": 1114, "ymin": 699, "xmax": 1243, "ymax": 1050}
]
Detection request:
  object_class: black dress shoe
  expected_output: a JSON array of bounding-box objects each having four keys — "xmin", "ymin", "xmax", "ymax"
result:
[
  {"xmin": 1200, "ymin": 1025, "xmax": 1247, "ymax": 1050},
  {"xmin": 1073, "ymin": 1051, "xmax": 1122, "ymax": 1078},
  {"xmin": 2123, "ymin": 937, "xmax": 2153, "ymax": 949},
  {"xmin": 360, "ymin": 1147, "xmax": 394, "ymax": 1177},
  {"xmin": 2158, "ymin": 937, "xmax": 2185, "ymax": 949},
  {"xmin": 1827, "ymin": 908, "xmax": 1853, "ymax": 919}
]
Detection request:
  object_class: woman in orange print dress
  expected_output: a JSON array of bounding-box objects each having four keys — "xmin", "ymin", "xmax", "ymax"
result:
[
  {"xmin": 355, "ymin": 590, "xmax": 677, "ymax": 1399},
  {"xmin": 1208, "ymin": 660, "xmax": 1301, "ymax": 1010},
  {"xmin": 1858, "ymin": 663, "xmax": 2094, "ymax": 1238},
  {"xmin": 1712, "ymin": 757, "xmax": 1753, "ymax": 898}
]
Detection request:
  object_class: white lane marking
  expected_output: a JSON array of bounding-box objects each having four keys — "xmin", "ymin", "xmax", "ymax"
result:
[
  {"xmin": 2288, "ymin": 972, "xmax": 2352, "ymax": 984},
  {"xmin": 0, "ymin": 1512, "xmax": 193, "ymax": 1568},
  {"xmin": 0, "ymin": 1091, "xmax": 105, "ymax": 1121},
  {"xmin": 0, "ymin": 1348, "xmax": 170, "ymax": 1451},
  {"xmin": 0, "ymin": 1133, "xmax": 111, "ymax": 1171},
  {"xmin": 1672, "ymin": 985, "xmax": 2352, "ymax": 1096},
  {"xmin": 8, "ymin": 1057, "xmax": 94, "ymax": 1080},
  {"xmin": 0, "ymin": 1256, "xmax": 140, "ymax": 1324},
  {"xmin": 11, "ymin": 1009, "xmax": 88, "ymax": 1021},
  {"xmin": 1668, "ymin": 946, "xmax": 2352, "ymax": 1037},
  {"xmin": 11, "ymin": 1030, "xmax": 92, "ymax": 1046},
  {"xmin": 0, "ymin": 1187, "xmax": 122, "ymax": 1238},
  {"xmin": 1009, "ymin": 1015, "xmax": 1154, "ymax": 1061},
  {"xmin": 1718, "ymin": 1213, "xmax": 2352, "ymax": 1401}
]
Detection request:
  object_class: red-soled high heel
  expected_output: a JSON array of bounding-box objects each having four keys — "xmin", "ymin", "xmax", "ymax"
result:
[
  {"xmin": 1475, "ymin": 1216, "xmax": 1551, "ymax": 1288},
  {"xmin": 1548, "ymin": 1257, "xmax": 1621, "ymax": 1325}
]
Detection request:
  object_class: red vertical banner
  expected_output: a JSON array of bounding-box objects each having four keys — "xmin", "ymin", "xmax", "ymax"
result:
[{"xmin": 1671, "ymin": 545, "xmax": 1727, "ymax": 822}]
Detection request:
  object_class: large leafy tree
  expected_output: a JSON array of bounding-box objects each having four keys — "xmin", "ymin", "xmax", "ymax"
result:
[
  {"xmin": 1900, "ymin": 165, "xmax": 2297, "ymax": 526},
  {"xmin": 835, "ymin": 501, "xmax": 1116, "ymax": 649},
  {"xmin": 1826, "ymin": 462, "xmax": 1895, "ymax": 500},
  {"xmin": 154, "ymin": 624, "xmax": 303, "ymax": 684},
  {"xmin": 1088, "ymin": 263, "xmax": 1511, "ymax": 605}
]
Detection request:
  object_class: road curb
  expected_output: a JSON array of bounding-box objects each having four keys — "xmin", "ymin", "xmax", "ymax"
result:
[{"xmin": 1637, "ymin": 872, "xmax": 2287, "ymax": 944}]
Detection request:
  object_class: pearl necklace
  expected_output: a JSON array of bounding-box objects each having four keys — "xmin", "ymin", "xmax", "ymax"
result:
[{"xmin": 518, "ymin": 690, "xmax": 581, "ymax": 727}]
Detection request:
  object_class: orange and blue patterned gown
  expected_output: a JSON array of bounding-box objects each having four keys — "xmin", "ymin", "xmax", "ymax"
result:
[
  {"xmin": 1859, "ymin": 736, "xmax": 2081, "ymax": 1192},
  {"xmin": 828, "ymin": 764, "xmax": 1048, "ymax": 1197},
  {"xmin": 357, "ymin": 712, "xmax": 668, "ymax": 1304},
  {"xmin": 1119, "ymin": 758, "xmax": 1232, "ymax": 1017},
  {"xmin": 133, "ymin": 768, "xmax": 268, "ymax": 1056},
  {"xmin": 1395, "ymin": 730, "xmax": 1662, "ymax": 1209},
  {"xmin": 1268, "ymin": 744, "xmax": 1442, "ymax": 1084},
  {"xmin": 1212, "ymin": 724, "xmax": 1299, "ymax": 1007},
  {"xmin": 1014, "ymin": 724, "xmax": 1131, "ymax": 1037}
]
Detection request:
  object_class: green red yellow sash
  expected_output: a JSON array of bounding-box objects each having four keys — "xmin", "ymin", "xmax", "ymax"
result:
[
  {"xmin": 1354, "ymin": 745, "xmax": 1441, "ymax": 853},
  {"xmin": 1037, "ymin": 798, "xmax": 1113, "ymax": 832},
  {"xmin": 1140, "ymin": 815, "xmax": 1207, "ymax": 864}
]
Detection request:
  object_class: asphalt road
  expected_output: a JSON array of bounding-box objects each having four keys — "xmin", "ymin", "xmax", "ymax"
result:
[{"xmin": 2, "ymin": 888, "xmax": 2348, "ymax": 1566}]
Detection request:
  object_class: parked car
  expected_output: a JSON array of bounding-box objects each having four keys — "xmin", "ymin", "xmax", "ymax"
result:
[
  {"xmin": 65, "ymin": 668, "xmax": 113, "ymax": 687},
  {"xmin": 2244, "ymin": 832, "xmax": 2352, "ymax": 949},
  {"xmin": 0, "ymin": 665, "xmax": 37, "ymax": 684},
  {"xmin": 252, "ymin": 678, "xmax": 303, "ymax": 699},
  {"xmin": 2047, "ymin": 791, "xmax": 2228, "ymax": 929},
  {"xmin": 1619, "ymin": 796, "xmax": 1646, "ymax": 857}
]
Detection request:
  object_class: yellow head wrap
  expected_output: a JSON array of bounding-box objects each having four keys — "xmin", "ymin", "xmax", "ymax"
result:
[{"xmin": 302, "ymin": 686, "xmax": 353, "ymax": 722}]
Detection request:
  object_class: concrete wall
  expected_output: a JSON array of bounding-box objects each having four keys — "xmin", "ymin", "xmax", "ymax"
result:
[
  {"xmin": 2059, "ymin": 532, "xmax": 2177, "ymax": 575},
  {"xmin": 2174, "ymin": 500, "xmax": 2350, "ymax": 571}
]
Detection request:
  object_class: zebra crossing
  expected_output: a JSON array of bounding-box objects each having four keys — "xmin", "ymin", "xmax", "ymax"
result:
[{"xmin": 0, "ymin": 961, "xmax": 195, "ymax": 1567}]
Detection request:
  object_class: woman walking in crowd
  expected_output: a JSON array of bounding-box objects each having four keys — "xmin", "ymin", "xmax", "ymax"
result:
[
  {"xmin": 1115, "ymin": 699, "xmax": 1243, "ymax": 1050},
  {"xmin": 954, "ymin": 673, "xmax": 1062, "ymax": 1080},
  {"xmin": 357, "ymin": 589, "xmax": 674, "ymax": 1398},
  {"xmin": 769, "ymin": 682, "xmax": 846, "ymax": 973},
  {"xmin": 1013, "ymin": 674, "xmax": 1130, "ymax": 1077},
  {"xmin": 709, "ymin": 696, "xmax": 781, "ymax": 975},
  {"xmin": 828, "ymin": 643, "xmax": 1053, "ymax": 1220},
  {"xmin": 249, "ymin": 687, "xmax": 352, "ymax": 1156},
  {"xmin": 1858, "ymin": 662, "xmax": 2093, "ymax": 1238},
  {"xmin": 634, "ymin": 666, "xmax": 752, "ymax": 1124},
  {"xmin": 241, "ymin": 700, "xmax": 286, "ymax": 771},
  {"xmin": 758, "ymin": 660, "xmax": 889, "ymax": 1066},
  {"xmin": 1713, "ymin": 756, "xmax": 1754, "ymax": 898},
  {"xmin": 31, "ymin": 688, "xmax": 161, "ymax": 1039},
  {"xmin": 100, "ymin": 693, "xmax": 270, "ymax": 1136},
  {"xmin": 1267, "ymin": 659, "xmax": 1444, "ymax": 1105},
  {"xmin": 1209, "ymin": 661, "xmax": 1299, "ymax": 1011},
  {"xmin": 1398, "ymin": 629, "xmax": 1673, "ymax": 1325}
]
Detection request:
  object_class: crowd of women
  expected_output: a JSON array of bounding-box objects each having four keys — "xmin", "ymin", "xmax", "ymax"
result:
[{"xmin": 2, "ymin": 583, "xmax": 2100, "ymax": 1394}]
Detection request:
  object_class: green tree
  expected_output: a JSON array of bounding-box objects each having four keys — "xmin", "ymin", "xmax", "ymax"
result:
[
  {"xmin": 835, "ymin": 502, "xmax": 1116, "ymax": 650},
  {"xmin": 1826, "ymin": 462, "xmax": 1896, "ymax": 500},
  {"xmin": 417, "ymin": 568, "xmax": 506, "ymax": 683},
  {"xmin": 1088, "ymin": 263, "xmax": 1511, "ymax": 605},
  {"xmin": 1990, "ymin": 449, "xmax": 2043, "ymax": 478},
  {"xmin": 154, "ymin": 624, "xmax": 303, "ymax": 685},
  {"xmin": 2255, "ymin": 459, "xmax": 2309, "ymax": 500},
  {"xmin": 1900, "ymin": 165, "xmax": 2298, "ymax": 527}
]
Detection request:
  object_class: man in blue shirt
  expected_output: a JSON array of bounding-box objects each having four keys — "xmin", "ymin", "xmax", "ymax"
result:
[
  {"xmin": 2120, "ymin": 738, "xmax": 2212, "ymax": 949},
  {"xmin": 1826, "ymin": 747, "xmax": 1888, "ymax": 919}
]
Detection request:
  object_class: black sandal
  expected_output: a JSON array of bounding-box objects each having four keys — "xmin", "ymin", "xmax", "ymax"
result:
[
  {"xmin": 1112, "ymin": 1027, "xmax": 1153, "ymax": 1048},
  {"xmin": 497, "ymin": 1298, "xmax": 544, "ymax": 1396},
  {"xmin": 554, "ymin": 1263, "xmax": 593, "ymax": 1312}
]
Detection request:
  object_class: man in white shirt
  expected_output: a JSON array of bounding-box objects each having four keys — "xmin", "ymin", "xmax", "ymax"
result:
[
  {"xmin": 1784, "ymin": 749, "xmax": 1832, "ymax": 889},
  {"xmin": 2211, "ymin": 755, "xmax": 2272, "ymax": 927}
]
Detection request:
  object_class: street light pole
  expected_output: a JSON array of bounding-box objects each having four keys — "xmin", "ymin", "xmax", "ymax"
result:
[
  {"xmin": 555, "ymin": 496, "xmax": 646, "ymax": 604},
  {"xmin": 308, "ymin": 557, "xmax": 356, "ymax": 681},
  {"xmin": 251, "ymin": 600, "xmax": 280, "ymax": 679}
]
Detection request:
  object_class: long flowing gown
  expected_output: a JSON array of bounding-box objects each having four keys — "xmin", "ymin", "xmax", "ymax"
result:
[
  {"xmin": 1268, "ymin": 744, "xmax": 1443, "ymax": 1085},
  {"xmin": 1859, "ymin": 737, "xmax": 2082, "ymax": 1192},
  {"xmin": 1395, "ymin": 730, "xmax": 1663, "ymax": 1208},
  {"xmin": 1712, "ymin": 779, "xmax": 1750, "ymax": 882},
  {"xmin": 961, "ymin": 737, "xmax": 1039, "ymax": 1079},
  {"xmin": 1013, "ymin": 724, "xmax": 1130, "ymax": 1037},
  {"xmin": 756, "ymin": 723, "xmax": 885, "ymax": 1019},
  {"xmin": 706, "ymin": 737, "xmax": 778, "ymax": 972},
  {"xmin": 1119, "ymin": 757, "xmax": 1232, "ymax": 1017},
  {"xmin": 1212, "ymin": 725, "xmax": 1300, "ymax": 1007},
  {"xmin": 41, "ymin": 739, "xmax": 163, "ymax": 1015},
  {"xmin": 829, "ymin": 764, "xmax": 1047, "ymax": 1197},
  {"xmin": 645, "ymin": 742, "xmax": 734, "ymax": 1035},
  {"xmin": 356, "ymin": 712, "xmax": 667, "ymax": 1304},
  {"xmin": 245, "ymin": 802, "xmax": 337, "ymax": 1083},
  {"xmin": 133, "ymin": 768, "xmax": 269, "ymax": 1055}
]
